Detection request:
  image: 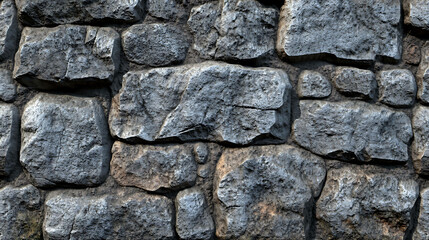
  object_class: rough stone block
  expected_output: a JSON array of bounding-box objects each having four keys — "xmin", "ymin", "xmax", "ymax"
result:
[
  {"xmin": 0, "ymin": 69, "xmax": 16, "ymax": 102},
  {"xmin": 377, "ymin": 69, "xmax": 417, "ymax": 107},
  {"xmin": 404, "ymin": 0, "xmax": 429, "ymax": 32},
  {"xmin": 415, "ymin": 187, "xmax": 429, "ymax": 240},
  {"xmin": 0, "ymin": 0, "xmax": 18, "ymax": 61},
  {"xmin": 297, "ymin": 70, "xmax": 331, "ymax": 98},
  {"xmin": 147, "ymin": 0, "xmax": 180, "ymax": 21},
  {"xmin": 0, "ymin": 103, "xmax": 19, "ymax": 176},
  {"xmin": 418, "ymin": 42, "xmax": 429, "ymax": 103},
  {"xmin": 412, "ymin": 105, "xmax": 429, "ymax": 175},
  {"xmin": 333, "ymin": 67, "xmax": 377, "ymax": 100}
]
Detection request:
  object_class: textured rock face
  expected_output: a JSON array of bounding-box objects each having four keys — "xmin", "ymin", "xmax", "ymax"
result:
[
  {"xmin": 20, "ymin": 93, "xmax": 110, "ymax": 187},
  {"xmin": 122, "ymin": 23, "xmax": 189, "ymax": 66},
  {"xmin": 316, "ymin": 165, "xmax": 419, "ymax": 239},
  {"xmin": 109, "ymin": 62, "xmax": 291, "ymax": 145},
  {"xmin": 418, "ymin": 42, "xmax": 429, "ymax": 103},
  {"xmin": 188, "ymin": 0, "xmax": 278, "ymax": 60},
  {"xmin": 214, "ymin": 145, "xmax": 326, "ymax": 239},
  {"xmin": 15, "ymin": 0, "xmax": 144, "ymax": 26},
  {"xmin": 14, "ymin": 25, "xmax": 120, "ymax": 89},
  {"xmin": 111, "ymin": 141, "xmax": 197, "ymax": 192},
  {"xmin": 0, "ymin": 104, "xmax": 19, "ymax": 176},
  {"xmin": 415, "ymin": 187, "xmax": 429, "ymax": 240},
  {"xmin": 0, "ymin": 185, "xmax": 42, "ymax": 240},
  {"xmin": 404, "ymin": 0, "xmax": 429, "ymax": 32},
  {"xmin": 277, "ymin": 0, "xmax": 402, "ymax": 61},
  {"xmin": 412, "ymin": 106, "xmax": 429, "ymax": 175},
  {"xmin": 0, "ymin": 69, "xmax": 16, "ymax": 102},
  {"xmin": 377, "ymin": 69, "xmax": 417, "ymax": 107},
  {"xmin": 44, "ymin": 191, "xmax": 175, "ymax": 239},
  {"xmin": 147, "ymin": 0, "xmax": 179, "ymax": 20},
  {"xmin": 333, "ymin": 67, "xmax": 377, "ymax": 100},
  {"xmin": 0, "ymin": 0, "xmax": 18, "ymax": 61},
  {"xmin": 293, "ymin": 100, "xmax": 412, "ymax": 163},
  {"xmin": 176, "ymin": 188, "xmax": 215, "ymax": 240},
  {"xmin": 297, "ymin": 70, "xmax": 331, "ymax": 98}
]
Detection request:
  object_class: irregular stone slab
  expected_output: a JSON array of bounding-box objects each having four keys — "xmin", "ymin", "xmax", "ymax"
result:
[
  {"xmin": 20, "ymin": 93, "xmax": 110, "ymax": 187},
  {"xmin": 412, "ymin": 106, "xmax": 429, "ymax": 175},
  {"xmin": 122, "ymin": 23, "xmax": 189, "ymax": 66},
  {"xmin": 44, "ymin": 191, "xmax": 175, "ymax": 239},
  {"xmin": 0, "ymin": 185, "xmax": 42, "ymax": 239},
  {"xmin": 297, "ymin": 70, "xmax": 331, "ymax": 98},
  {"xmin": 214, "ymin": 145, "xmax": 326, "ymax": 239},
  {"xmin": 111, "ymin": 141, "xmax": 197, "ymax": 192},
  {"xmin": 109, "ymin": 62, "xmax": 291, "ymax": 145},
  {"xmin": 415, "ymin": 187, "xmax": 429, "ymax": 240},
  {"xmin": 333, "ymin": 67, "xmax": 377, "ymax": 100},
  {"xmin": 15, "ymin": 0, "xmax": 144, "ymax": 26},
  {"xmin": 277, "ymin": 0, "xmax": 402, "ymax": 61},
  {"xmin": 293, "ymin": 100, "xmax": 412, "ymax": 163},
  {"xmin": 316, "ymin": 165, "xmax": 419, "ymax": 239},
  {"xmin": 176, "ymin": 188, "xmax": 214, "ymax": 240},
  {"xmin": 188, "ymin": 0, "xmax": 278, "ymax": 60},
  {"xmin": 0, "ymin": 0, "xmax": 18, "ymax": 61},
  {"xmin": 377, "ymin": 69, "xmax": 417, "ymax": 107},
  {"xmin": 0, "ymin": 104, "xmax": 19, "ymax": 176},
  {"xmin": 147, "ymin": 0, "xmax": 180, "ymax": 21},
  {"xmin": 0, "ymin": 69, "xmax": 16, "ymax": 102},
  {"xmin": 418, "ymin": 41, "xmax": 429, "ymax": 103},
  {"xmin": 14, "ymin": 25, "xmax": 120, "ymax": 89},
  {"xmin": 404, "ymin": 0, "xmax": 429, "ymax": 32}
]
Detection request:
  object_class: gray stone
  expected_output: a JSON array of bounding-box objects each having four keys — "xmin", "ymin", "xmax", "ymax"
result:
[
  {"xmin": 147, "ymin": 0, "xmax": 180, "ymax": 21},
  {"xmin": 378, "ymin": 69, "xmax": 417, "ymax": 107},
  {"xmin": 412, "ymin": 105, "xmax": 429, "ymax": 175},
  {"xmin": 15, "ymin": 0, "xmax": 144, "ymax": 26},
  {"xmin": 297, "ymin": 70, "xmax": 331, "ymax": 98},
  {"xmin": 0, "ymin": 0, "xmax": 18, "ymax": 61},
  {"xmin": 188, "ymin": 0, "xmax": 278, "ymax": 60},
  {"xmin": 176, "ymin": 188, "xmax": 214, "ymax": 240},
  {"xmin": 194, "ymin": 143, "xmax": 209, "ymax": 164},
  {"xmin": 122, "ymin": 23, "xmax": 189, "ymax": 67},
  {"xmin": 417, "ymin": 41, "xmax": 429, "ymax": 104},
  {"xmin": 14, "ymin": 25, "xmax": 120, "ymax": 89},
  {"xmin": 277, "ymin": 0, "xmax": 402, "ymax": 61},
  {"xmin": 333, "ymin": 67, "xmax": 377, "ymax": 100},
  {"xmin": 0, "ymin": 185, "xmax": 42, "ymax": 240},
  {"xmin": 20, "ymin": 93, "xmax": 110, "ymax": 187},
  {"xmin": 316, "ymin": 165, "xmax": 419, "ymax": 239},
  {"xmin": 415, "ymin": 187, "xmax": 429, "ymax": 240},
  {"xmin": 0, "ymin": 69, "xmax": 16, "ymax": 102},
  {"xmin": 404, "ymin": 0, "xmax": 429, "ymax": 32},
  {"xmin": 109, "ymin": 62, "xmax": 291, "ymax": 145},
  {"xmin": 44, "ymin": 190, "xmax": 175, "ymax": 239},
  {"xmin": 110, "ymin": 141, "xmax": 197, "ymax": 192},
  {"xmin": 293, "ymin": 100, "xmax": 412, "ymax": 163},
  {"xmin": 214, "ymin": 145, "xmax": 326, "ymax": 239},
  {"xmin": 0, "ymin": 104, "xmax": 19, "ymax": 176}
]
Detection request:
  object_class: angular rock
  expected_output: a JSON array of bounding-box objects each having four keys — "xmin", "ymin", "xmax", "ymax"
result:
[
  {"xmin": 44, "ymin": 190, "xmax": 175, "ymax": 239},
  {"xmin": 111, "ymin": 141, "xmax": 197, "ymax": 192},
  {"xmin": 415, "ymin": 187, "xmax": 429, "ymax": 240},
  {"xmin": 0, "ymin": 69, "xmax": 16, "ymax": 102},
  {"xmin": 316, "ymin": 165, "xmax": 419, "ymax": 239},
  {"xmin": 297, "ymin": 70, "xmax": 331, "ymax": 98},
  {"xmin": 293, "ymin": 100, "xmax": 412, "ymax": 163},
  {"xmin": 20, "ymin": 93, "xmax": 110, "ymax": 187},
  {"xmin": 188, "ymin": 0, "xmax": 278, "ymax": 60},
  {"xmin": 122, "ymin": 23, "xmax": 189, "ymax": 67},
  {"xmin": 412, "ymin": 106, "xmax": 429, "ymax": 175},
  {"xmin": 404, "ymin": 0, "xmax": 429, "ymax": 32},
  {"xmin": 15, "ymin": 0, "xmax": 144, "ymax": 26},
  {"xmin": 377, "ymin": 69, "xmax": 417, "ymax": 107},
  {"xmin": 14, "ymin": 25, "xmax": 120, "ymax": 89},
  {"xmin": 194, "ymin": 143, "xmax": 209, "ymax": 164},
  {"xmin": 147, "ymin": 0, "xmax": 180, "ymax": 21},
  {"xmin": 0, "ymin": 185, "xmax": 42, "ymax": 239},
  {"xmin": 214, "ymin": 145, "xmax": 326, "ymax": 239},
  {"xmin": 109, "ymin": 62, "xmax": 291, "ymax": 145},
  {"xmin": 277, "ymin": 0, "xmax": 402, "ymax": 61},
  {"xmin": 0, "ymin": 0, "xmax": 18, "ymax": 61},
  {"xmin": 176, "ymin": 188, "xmax": 215, "ymax": 240},
  {"xmin": 418, "ymin": 41, "xmax": 429, "ymax": 103},
  {"xmin": 0, "ymin": 104, "xmax": 19, "ymax": 176},
  {"xmin": 333, "ymin": 67, "xmax": 377, "ymax": 100}
]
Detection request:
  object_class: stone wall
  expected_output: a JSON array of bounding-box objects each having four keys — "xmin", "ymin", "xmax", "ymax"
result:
[{"xmin": 0, "ymin": 0, "xmax": 429, "ymax": 239}]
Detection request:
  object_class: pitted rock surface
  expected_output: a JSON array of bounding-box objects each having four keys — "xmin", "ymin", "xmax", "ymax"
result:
[
  {"xmin": 377, "ymin": 69, "xmax": 417, "ymax": 107},
  {"xmin": 297, "ymin": 70, "xmax": 331, "ymax": 99},
  {"xmin": 333, "ymin": 67, "xmax": 377, "ymax": 100},
  {"xmin": 0, "ymin": 0, "xmax": 18, "ymax": 61}
]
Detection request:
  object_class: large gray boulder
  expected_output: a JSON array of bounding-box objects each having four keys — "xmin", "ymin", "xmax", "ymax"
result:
[
  {"xmin": 316, "ymin": 164, "xmax": 419, "ymax": 239},
  {"xmin": 214, "ymin": 145, "xmax": 326, "ymax": 239},
  {"xmin": 293, "ymin": 100, "xmax": 412, "ymax": 163},
  {"xmin": 0, "ymin": 103, "xmax": 19, "ymax": 177},
  {"xmin": 412, "ymin": 105, "xmax": 429, "ymax": 175},
  {"xmin": 109, "ymin": 62, "xmax": 291, "ymax": 145},
  {"xmin": 20, "ymin": 93, "xmax": 110, "ymax": 187},
  {"xmin": 0, "ymin": 0, "xmax": 18, "ymax": 61},
  {"xmin": 277, "ymin": 0, "xmax": 402, "ymax": 61},
  {"xmin": 415, "ymin": 187, "xmax": 429, "ymax": 240},
  {"xmin": 0, "ymin": 69, "xmax": 16, "ymax": 102},
  {"xmin": 417, "ymin": 41, "xmax": 429, "ymax": 103},
  {"xmin": 14, "ymin": 25, "xmax": 120, "ymax": 89},
  {"xmin": 404, "ymin": 0, "xmax": 429, "ymax": 32}
]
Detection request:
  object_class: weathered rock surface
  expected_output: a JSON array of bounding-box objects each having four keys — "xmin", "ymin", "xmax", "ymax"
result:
[
  {"xmin": 316, "ymin": 165, "xmax": 419, "ymax": 239},
  {"xmin": 418, "ymin": 41, "xmax": 429, "ymax": 103},
  {"xmin": 277, "ymin": 0, "xmax": 402, "ymax": 61},
  {"xmin": 293, "ymin": 100, "xmax": 412, "ymax": 163},
  {"xmin": 412, "ymin": 106, "xmax": 429, "ymax": 175},
  {"xmin": 0, "ymin": 185, "xmax": 42, "ymax": 239},
  {"xmin": 122, "ymin": 23, "xmax": 189, "ymax": 67},
  {"xmin": 297, "ymin": 70, "xmax": 331, "ymax": 98},
  {"xmin": 15, "ymin": 0, "xmax": 144, "ymax": 26},
  {"xmin": 14, "ymin": 25, "xmax": 120, "ymax": 89},
  {"xmin": 188, "ymin": 0, "xmax": 278, "ymax": 60},
  {"xmin": 404, "ymin": 0, "xmax": 429, "ymax": 32},
  {"xmin": 214, "ymin": 145, "xmax": 326, "ymax": 239},
  {"xmin": 378, "ymin": 69, "xmax": 417, "ymax": 107},
  {"xmin": 109, "ymin": 62, "xmax": 291, "ymax": 145},
  {"xmin": 20, "ymin": 93, "xmax": 110, "ymax": 187},
  {"xmin": 0, "ymin": 69, "xmax": 16, "ymax": 102},
  {"xmin": 0, "ymin": 104, "xmax": 19, "ymax": 176},
  {"xmin": 0, "ymin": 0, "xmax": 18, "ymax": 61},
  {"xmin": 44, "ymin": 190, "xmax": 175, "ymax": 239},
  {"xmin": 111, "ymin": 141, "xmax": 197, "ymax": 192},
  {"xmin": 147, "ymin": 0, "xmax": 180, "ymax": 21},
  {"xmin": 333, "ymin": 67, "xmax": 377, "ymax": 100},
  {"xmin": 415, "ymin": 187, "xmax": 429, "ymax": 240},
  {"xmin": 176, "ymin": 188, "xmax": 214, "ymax": 240}
]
